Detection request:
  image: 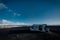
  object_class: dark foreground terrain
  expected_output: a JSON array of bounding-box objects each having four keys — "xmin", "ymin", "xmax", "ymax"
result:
[
  {"xmin": 0, "ymin": 31, "xmax": 60, "ymax": 40},
  {"xmin": 0, "ymin": 25, "xmax": 60, "ymax": 40}
]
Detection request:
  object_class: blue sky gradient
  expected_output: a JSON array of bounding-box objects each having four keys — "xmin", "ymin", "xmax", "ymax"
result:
[{"xmin": 0, "ymin": 0, "xmax": 60, "ymax": 25}]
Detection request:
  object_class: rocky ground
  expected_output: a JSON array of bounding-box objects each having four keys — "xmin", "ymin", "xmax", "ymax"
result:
[{"xmin": 0, "ymin": 32, "xmax": 60, "ymax": 40}]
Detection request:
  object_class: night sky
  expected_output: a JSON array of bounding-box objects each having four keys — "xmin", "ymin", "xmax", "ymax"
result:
[{"xmin": 0, "ymin": 0, "xmax": 60, "ymax": 25}]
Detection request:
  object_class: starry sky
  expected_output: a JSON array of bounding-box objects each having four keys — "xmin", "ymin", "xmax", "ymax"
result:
[{"xmin": 0, "ymin": 0, "xmax": 60, "ymax": 25}]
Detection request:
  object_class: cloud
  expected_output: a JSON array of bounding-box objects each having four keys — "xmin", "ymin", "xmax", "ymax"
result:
[
  {"xmin": 0, "ymin": 19, "xmax": 60, "ymax": 26},
  {"xmin": 0, "ymin": 3, "xmax": 21, "ymax": 17},
  {"xmin": 17, "ymin": 14, "xmax": 21, "ymax": 16},
  {"xmin": 13, "ymin": 13, "xmax": 21, "ymax": 16},
  {"xmin": 0, "ymin": 3, "xmax": 8, "ymax": 9},
  {"xmin": 13, "ymin": 13, "xmax": 17, "ymax": 16},
  {"xmin": 0, "ymin": 19, "xmax": 29, "ymax": 25},
  {"xmin": 8, "ymin": 9, "xmax": 13, "ymax": 12}
]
